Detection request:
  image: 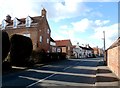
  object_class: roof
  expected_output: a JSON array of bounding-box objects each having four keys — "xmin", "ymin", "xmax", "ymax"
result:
[
  {"xmin": 50, "ymin": 37, "xmax": 55, "ymax": 42},
  {"xmin": 72, "ymin": 45, "xmax": 93, "ymax": 50},
  {"xmin": 108, "ymin": 37, "xmax": 120, "ymax": 49},
  {"xmin": 55, "ymin": 39, "xmax": 72, "ymax": 47},
  {"xmin": 4, "ymin": 16, "xmax": 43, "ymax": 26}
]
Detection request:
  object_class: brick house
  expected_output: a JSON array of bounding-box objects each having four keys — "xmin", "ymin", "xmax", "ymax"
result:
[
  {"xmin": 55, "ymin": 39, "xmax": 72, "ymax": 58},
  {"xmin": 1, "ymin": 8, "xmax": 51, "ymax": 52},
  {"xmin": 106, "ymin": 37, "xmax": 120, "ymax": 79},
  {"xmin": 93, "ymin": 47, "xmax": 104, "ymax": 57}
]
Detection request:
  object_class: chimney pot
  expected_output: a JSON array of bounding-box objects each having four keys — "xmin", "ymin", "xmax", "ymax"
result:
[
  {"xmin": 6, "ymin": 15, "xmax": 11, "ymax": 22},
  {"xmin": 41, "ymin": 8, "xmax": 46, "ymax": 17}
]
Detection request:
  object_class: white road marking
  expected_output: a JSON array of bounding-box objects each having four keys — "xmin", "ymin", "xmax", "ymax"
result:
[
  {"xmin": 26, "ymin": 73, "xmax": 56, "ymax": 88},
  {"xmin": 63, "ymin": 66, "xmax": 71, "ymax": 71},
  {"xmin": 63, "ymin": 62, "xmax": 79, "ymax": 71},
  {"xmin": 26, "ymin": 61, "xmax": 80, "ymax": 87}
]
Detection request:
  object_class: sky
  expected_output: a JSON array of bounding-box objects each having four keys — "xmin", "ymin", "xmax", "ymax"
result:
[{"xmin": 0, "ymin": 0, "xmax": 119, "ymax": 49}]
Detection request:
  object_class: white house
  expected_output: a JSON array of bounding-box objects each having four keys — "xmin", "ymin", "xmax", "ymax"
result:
[
  {"xmin": 73, "ymin": 43, "xmax": 93, "ymax": 58},
  {"xmin": 73, "ymin": 43, "xmax": 83, "ymax": 58}
]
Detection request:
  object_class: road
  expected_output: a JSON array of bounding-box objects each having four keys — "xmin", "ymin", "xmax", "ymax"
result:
[{"xmin": 2, "ymin": 58, "xmax": 120, "ymax": 87}]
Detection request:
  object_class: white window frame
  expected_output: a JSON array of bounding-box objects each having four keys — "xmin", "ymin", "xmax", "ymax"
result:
[
  {"xmin": 23, "ymin": 33, "xmax": 30, "ymax": 37},
  {"xmin": 47, "ymin": 29, "xmax": 50, "ymax": 34},
  {"xmin": 25, "ymin": 16, "xmax": 32, "ymax": 27},
  {"xmin": 1, "ymin": 20, "xmax": 6, "ymax": 29},
  {"xmin": 13, "ymin": 18, "xmax": 17, "ymax": 28},
  {"xmin": 40, "ymin": 36, "xmax": 42, "ymax": 43},
  {"xmin": 47, "ymin": 38, "xmax": 49, "ymax": 44}
]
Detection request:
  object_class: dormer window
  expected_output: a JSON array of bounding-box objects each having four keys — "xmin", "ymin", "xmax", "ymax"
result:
[
  {"xmin": 25, "ymin": 16, "xmax": 32, "ymax": 27},
  {"xmin": 13, "ymin": 18, "xmax": 20, "ymax": 28},
  {"xmin": 1, "ymin": 20, "xmax": 6, "ymax": 29}
]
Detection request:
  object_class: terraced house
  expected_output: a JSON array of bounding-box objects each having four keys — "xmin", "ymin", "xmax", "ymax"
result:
[
  {"xmin": 73, "ymin": 43, "xmax": 94, "ymax": 58},
  {"xmin": 1, "ymin": 8, "xmax": 52, "ymax": 52}
]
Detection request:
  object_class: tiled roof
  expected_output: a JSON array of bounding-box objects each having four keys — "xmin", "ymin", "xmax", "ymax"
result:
[
  {"xmin": 72, "ymin": 45, "xmax": 76, "ymax": 48},
  {"xmin": 108, "ymin": 37, "xmax": 120, "ymax": 49},
  {"xmin": 55, "ymin": 39, "xmax": 72, "ymax": 47},
  {"xmin": 80, "ymin": 46, "xmax": 93, "ymax": 50},
  {"xmin": 4, "ymin": 16, "xmax": 43, "ymax": 26}
]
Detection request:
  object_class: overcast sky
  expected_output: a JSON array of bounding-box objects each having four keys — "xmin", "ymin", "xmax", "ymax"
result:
[{"xmin": 0, "ymin": 0, "xmax": 119, "ymax": 49}]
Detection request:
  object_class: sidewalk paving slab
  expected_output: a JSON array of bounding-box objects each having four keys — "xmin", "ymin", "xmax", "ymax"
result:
[{"xmin": 95, "ymin": 66, "xmax": 120, "ymax": 88}]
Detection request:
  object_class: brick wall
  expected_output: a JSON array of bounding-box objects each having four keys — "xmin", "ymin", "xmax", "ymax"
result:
[
  {"xmin": 107, "ymin": 46, "xmax": 120, "ymax": 79},
  {"xmin": 4, "ymin": 27, "xmax": 38, "ymax": 50},
  {"xmin": 3, "ymin": 17, "xmax": 51, "ymax": 52}
]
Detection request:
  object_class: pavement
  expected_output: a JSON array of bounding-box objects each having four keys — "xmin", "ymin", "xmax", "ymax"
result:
[{"xmin": 95, "ymin": 58, "xmax": 120, "ymax": 88}]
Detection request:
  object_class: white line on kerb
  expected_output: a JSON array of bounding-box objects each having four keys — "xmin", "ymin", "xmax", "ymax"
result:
[{"xmin": 26, "ymin": 73, "xmax": 56, "ymax": 88}]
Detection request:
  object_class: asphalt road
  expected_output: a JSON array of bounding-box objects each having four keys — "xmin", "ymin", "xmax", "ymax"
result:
[{"xmin": 2, "ymin": 58, "xmax": 102, "ymax": 87}]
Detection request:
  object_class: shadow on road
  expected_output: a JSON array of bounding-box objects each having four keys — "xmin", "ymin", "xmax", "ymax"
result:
[{"xmin": 96, "ymin": 76, "xmax": 119, "ymax": 82}]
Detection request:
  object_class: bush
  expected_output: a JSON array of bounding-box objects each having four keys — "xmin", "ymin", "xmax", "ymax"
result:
[
  {"xmin": 2, "ymin": 61, "xmax": 11, "ymax": 71},
  {"xmin": 49, "ymin": 53, "xmax": 58, "ymax": 61},
  {"xmin": 58, "ymin": 53, "xmax": 66, "ymax": 60},
  {"xmin": 2, "ymin": 31, "xmax": 10, "ymax": 61},
  {"xmin": 10, "ymin": 34, "xmax": 33, "ymax": 66}
]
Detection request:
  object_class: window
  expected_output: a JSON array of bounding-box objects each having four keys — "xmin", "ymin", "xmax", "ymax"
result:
[
  {"xmin": 47, "ymin": 38, "xmax": 49, "ymax": 44},
  {"xmin": 13, "ymin": 18, "xmax": 17, "ymax": 28},
  {"xmin": 23, "ymin": 34, "xmax": 30, "ymax": 37},
  {"xmin": 40, "ymin": 36, "xmax": 42, "ymax": 43},
  {"xmin": 68, "ymin": 46, "xmax": 70, "ymax": 50},
  {"xmin": 47, "ymin": 29, "xmax": 50, "ymax": 34},
  {"xmin": 13, "ymin": 18, "xmax": 20, "ymax": 28},
  {"xmin": 25, "ymin": 16, "xmax": 32, "ymax": 27},
  {"xmin": 1, "ymin": 20, "xmax": 6, "ymax": 29}
]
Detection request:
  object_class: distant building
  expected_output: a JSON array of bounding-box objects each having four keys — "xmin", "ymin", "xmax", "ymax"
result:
[
  {"xmin": 50, "ymin": 37, "xmax": 57, "ymax": 53},
  {"xmin": 93, "ymin": 47, "xmax": 104, "ymax": 57},
  {"xmin": 1, "ymin": 8, "xmax": 51, "ymax": 52},
  {"xmin": 73, "ymin": 43, "xmax": 94, "ymax": 58},
  {"xmin": 55, "ymin": 39, "xmax": 72, "ymax": 58},
  {"xmin": 106, "ymin": 37, "xmax": 120, "ymax": 79}
]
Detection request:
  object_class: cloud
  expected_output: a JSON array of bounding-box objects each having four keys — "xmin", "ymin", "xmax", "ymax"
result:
[
  {"xmin": 60, "ymin": 25, "xmax": 68, "ymax": 29},
  {"xmin": 71, "ymin": 18, "xmax": 92, "ymax": 32},
  {"xmin": 95, "ymin": 20, "xmax": 110, "ymax": 26},
  {"xmin": 0, "ymin": 0, "xmax": 38, "ymax": 22},
  {"xmin": 91, "ymin": 23, "xmax": 118, "ymax": 48},
  {"xmin": 0, "ymin": 0, "xmax": 104, "ymax": 23}
]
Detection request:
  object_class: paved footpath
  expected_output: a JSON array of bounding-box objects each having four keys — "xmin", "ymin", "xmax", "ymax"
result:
[{"xmin": 96, "ymin": 58, "xmax": 120, "ymax": 88}]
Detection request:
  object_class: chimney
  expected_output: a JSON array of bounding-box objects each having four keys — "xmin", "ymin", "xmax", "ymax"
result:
[
  {"xmin": 41, "ymin": 8, "xmax": 46, "ymax": 17},
  {"xmin": 6, "ymin": 15, "xmax": 11, "ymax": 22}
]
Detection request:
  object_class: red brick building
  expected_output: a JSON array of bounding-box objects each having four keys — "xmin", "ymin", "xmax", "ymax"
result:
[
  {"xmin": 93, "ymin": 47, "xmax": 104, "ymax": 57},
  {"xmin": 1, "ymin": 8, "xmax": 51, "ymax": 52},
  {"xmin": 106, "ymin": 37, "xmax": 120, "ymax": 79},
  {"xmin": 55, "ymin": 39, "xmax": 72, "ymax": 58}
]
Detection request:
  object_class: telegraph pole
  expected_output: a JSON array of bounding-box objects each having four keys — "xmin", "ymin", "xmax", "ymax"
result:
[
  {"xmin": 103, "ymin": 31, "xmax": 106, "ymax": 65},
  {"xmin": 103, "ymin": 31, "xmax": 105, "ymax": 52}
]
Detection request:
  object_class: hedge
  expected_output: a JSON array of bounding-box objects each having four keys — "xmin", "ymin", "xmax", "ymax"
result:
[
  {"xmin": 10, "ymin": 34, "xmax": 33, "ymax": 66},
  {"xmin": 31, "ymin": 50, "xmax": 66, "ymax": 64},
  {"xmin": 2, "ymin": 31, "xmax": 10, "ymax": 61}
]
